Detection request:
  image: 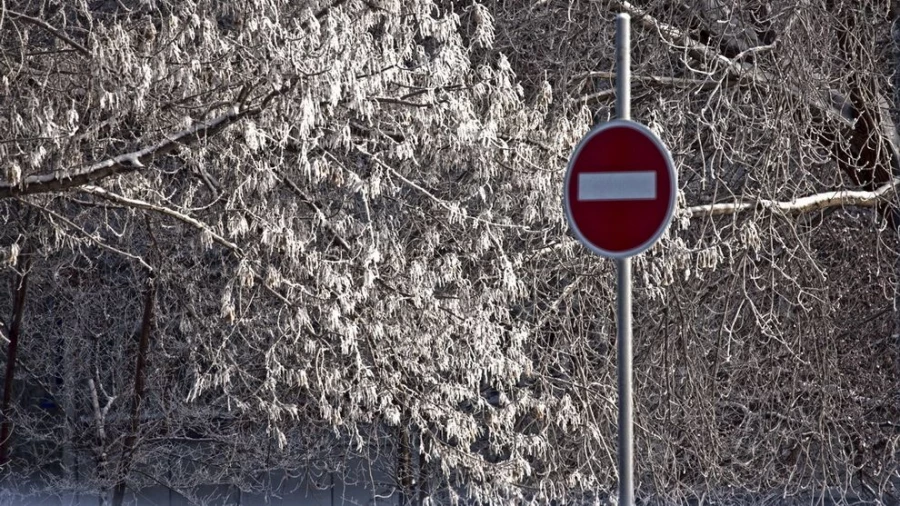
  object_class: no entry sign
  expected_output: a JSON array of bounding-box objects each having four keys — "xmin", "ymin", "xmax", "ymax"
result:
[{"xmin": 563, "ymin": 120, "xmax": 677, "ymax": 258}]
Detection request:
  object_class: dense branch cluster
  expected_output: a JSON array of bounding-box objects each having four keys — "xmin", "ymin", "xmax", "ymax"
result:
[{"xmin": 0, "ymin": 0, "xmax": 898, "ymax": 504}]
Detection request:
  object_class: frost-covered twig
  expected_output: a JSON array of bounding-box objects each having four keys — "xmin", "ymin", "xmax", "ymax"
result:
[
  {"xmin": 577, "ymin": 71, "xmax": 722, "ymax": 89},
  {"xmin": 355, "ymin": 144, "xmax": 536, "ymax": 230},
  {"xmin": 78, "ymin": 186, "xmax": 320, "ymax": 318},
  {"xmin": 273, "ymin": 167, "xmax": 351, "ymax": 251},
  {"xmin": 0, "ymin": 110, "xmax": 245, "ymax": 198}
]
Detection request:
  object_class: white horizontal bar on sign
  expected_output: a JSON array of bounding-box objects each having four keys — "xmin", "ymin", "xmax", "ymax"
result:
[{"xmin": 578, "ymin": 171, "xmax": 657, "ymax": 201}]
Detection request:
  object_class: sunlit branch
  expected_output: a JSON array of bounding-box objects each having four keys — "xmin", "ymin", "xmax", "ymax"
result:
[
  {"xmin": 272, "ymin": 167, "xmax": 352, "ymax": 252},
  {"xmin": 78, "ymin": 186, "xmax": 322, "ymax": 324},
  {"xmin": 685, "ymin": 179, "xmax": 900, "ymax": 218},
  {"xmin": 355, "ymin": 145, "xmax": 534, "ymax": 231}
]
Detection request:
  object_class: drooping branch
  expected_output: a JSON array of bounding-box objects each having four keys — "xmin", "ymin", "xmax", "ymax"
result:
[
  {"xmin": 673, "ymin": 0, "xmax": 776, "ymax": 60},
  {"xmin": 0, "ymin": 79, "xmax": 298, "ymax": 199},
  {"xmin": 684, "ymin": 179, "xmax": 900, "ymax": 218},
  {"xmin": 608, "ymin": 1, "xmax": 759, "ymax": 76},
  {"xmin": 80, "ymin": 186, "xmax": 244, "ymax": 255},
  {"xmin": 272, "ymin": 167, "xmax": 351, "ymax": 251},
  {"xmin": 78, "ymin": 186, "xmax": 316, "ymax": 318},
  {"xmin": 79, "ymin": 186, "xmax": 328, "ymax": 327},
  {"xmin": 822, "ymin": 0, "xmax": 900, "ymax": 191},
  {"xmin": 353, "ymin": 144, "xmax": 534, "ymax": 231},
  {"xmin": 24, "ymin": 199, "xmax": 155, "ymax": 272},
  {"xmin": 575, "ymin": 70, "xmax": 726, "ymax": 104}
]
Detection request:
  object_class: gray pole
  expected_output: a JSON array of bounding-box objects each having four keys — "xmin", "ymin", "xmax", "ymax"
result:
[
  {"xmin": 615, "ymin": 13, "xmax": 634, "ymax": 506},
  {"xmin": 616, "ymin": 14, "xmax": 631, "ymax": 121}
]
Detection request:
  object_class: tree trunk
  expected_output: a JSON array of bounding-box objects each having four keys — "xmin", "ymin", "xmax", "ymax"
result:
[
  {"xmin": 398, "ymin": 421, "xmax": 416, "ymax": 506},
  {"xmin": 416, "ymin": 435, "xmax": 428, "ymax": 506},
  {"xmin": 0, "ymin": 251, "xmax": 31, "ymax": 467},
  {"xmin": 111, "ymin": 276, "xmax": 155, "ymax": 506}
]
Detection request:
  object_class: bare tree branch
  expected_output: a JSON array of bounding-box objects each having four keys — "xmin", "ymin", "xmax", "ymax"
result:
[
  {"xmin": 272, "ymin": 167, "xmax": 352, "ymax": 251},
  {"xmin": 577, "ymin": 71, "xmax": 722, "ymax": 89},
  {"xmin": 24, "ymin": 200, "xmax": 155, "ymax": 272},
  {"xmin": 300, "ymin": 0, "xmax": 350, "ymax": 31}
]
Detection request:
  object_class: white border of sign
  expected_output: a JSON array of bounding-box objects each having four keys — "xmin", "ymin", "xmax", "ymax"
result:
[{"xmin": 563, "ymin": 119, "xmax": 678, "ymax": 259}]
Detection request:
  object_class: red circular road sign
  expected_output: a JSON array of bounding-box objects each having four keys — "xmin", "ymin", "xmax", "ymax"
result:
[{"xmin": 563, "ymin": 120, "xmax": 677, "ymax": 258}]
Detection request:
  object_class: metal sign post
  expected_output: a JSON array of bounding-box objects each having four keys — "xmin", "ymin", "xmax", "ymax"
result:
[
  {"xmin": 563, "ymin": 13, "xmax": 677, "ymax": 506},
  {"xmin": 615, "ymin": 14, "xmax": 633, "ymax": 506}
]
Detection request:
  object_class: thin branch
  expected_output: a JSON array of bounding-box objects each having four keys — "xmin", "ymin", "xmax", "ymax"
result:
[
  {"xmin": 498, "ymin": 135, "xmax": 568, "ymax": 163},
  {"xmin": 272, "ymin": 167, "xmax": 351, "ymax": 251},
  {"xmin": 7, "ymin": 10, "xmax": 91, "ymax": 57},
  {"xmin": 79, "ymin": 186, "xmax": 322, "ymax": 324},
  {"xmin": 684, "ymin": 179, "xmax": 900, "ymax": 218},
  {"xmin": 608, "ymin": 0, "xmax": 743, "ymax": 71},
  {"xmin": 575, "ymin": 89, "xmax": 616, "ymax": 104},
  {"xmin": 354, "ymin": 145, "xmax": 533, "ymax": 230},
  {"xmin": 373, "ymin": 96, "xmax": 437, "ymax": 108},
  {"xmin": 80, "ymin": 186, "xmax": 244, "ymax": 255},
  {"xmin": 23, "ymin": 199, "xmax": 155, "ymax": 271},
  {"xmin": 730, "ymin": 41, "xmax": 778, "ymax": 63}
]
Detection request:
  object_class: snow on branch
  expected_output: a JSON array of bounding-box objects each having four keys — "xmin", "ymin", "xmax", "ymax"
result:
[
  {"xmin": 684, "ymin": 179, "xmax": 900, "ymax": 218},
  {"xmin": 0, "ymin": 80, "xmax": 297, "ymax": 199},
  {"xmin": 0, "ymin": 109, "xmax": 245, "ymax": 199}
]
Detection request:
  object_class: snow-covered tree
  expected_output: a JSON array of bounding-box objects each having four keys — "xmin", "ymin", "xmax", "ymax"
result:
[{"xmin": 1, "ymin": 0, "xmax": 898, "ymax": 503}]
